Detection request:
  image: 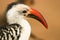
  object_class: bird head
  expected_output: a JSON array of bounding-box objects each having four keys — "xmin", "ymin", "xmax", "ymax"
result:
[{"xmin": 6, "ymin": 2, "xmax": 48, "ymax": 29}]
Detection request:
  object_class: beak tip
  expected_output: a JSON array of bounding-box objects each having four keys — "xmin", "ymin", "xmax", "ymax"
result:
[
  {"xmin": 46, "ymin": 27, "xmax": 48, "ymax": 29},
  {"xmin": 45, "ymin": 25, "xmax": 48, "ymax": 29}
]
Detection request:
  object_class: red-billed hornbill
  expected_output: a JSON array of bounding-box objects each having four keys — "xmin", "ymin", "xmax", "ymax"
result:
[{"xmin": 0, "ymin": 2, "xmax": 48, "ymax": 40}]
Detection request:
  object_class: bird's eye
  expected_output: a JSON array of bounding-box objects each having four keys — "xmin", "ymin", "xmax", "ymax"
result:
[{"xmin": 22, "ymin": 10, "xmax": 27, "ymax": 13}]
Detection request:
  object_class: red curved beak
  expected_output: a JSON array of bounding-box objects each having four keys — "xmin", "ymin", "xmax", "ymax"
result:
[{"xmin": 27, "ymin": 8, "xmax": 48, "ymax": 29}]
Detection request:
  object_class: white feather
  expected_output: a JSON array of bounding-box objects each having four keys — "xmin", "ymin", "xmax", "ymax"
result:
[{"xmin": 6, "ymin": 4, "xmax": 31, "ymax": 40}]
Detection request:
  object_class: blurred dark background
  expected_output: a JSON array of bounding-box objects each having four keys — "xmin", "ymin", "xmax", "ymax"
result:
[{"xmin": 0, "ymin": 0, "xmax": 60, "ymax": 40}]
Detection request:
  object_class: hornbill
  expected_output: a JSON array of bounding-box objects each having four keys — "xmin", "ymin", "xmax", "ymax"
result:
[{"xmin": 0, "ymin": 2, "xmax": 48, "ymax": 40}]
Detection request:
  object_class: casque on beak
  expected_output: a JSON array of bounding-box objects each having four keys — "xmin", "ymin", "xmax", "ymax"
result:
[{"xmin": 27, "ymin": 7, "xmax": 48, "ymax": 29}]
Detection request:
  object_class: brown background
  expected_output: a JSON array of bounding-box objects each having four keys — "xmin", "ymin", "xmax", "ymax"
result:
[{"xmin": 0, "ymin": 0, "xmax": 60, "ymax": 40}]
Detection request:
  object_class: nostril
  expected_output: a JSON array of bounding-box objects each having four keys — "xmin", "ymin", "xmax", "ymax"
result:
[{"xmin": 24, "ymin": 14, "xmax": 27, "ymax": 16}]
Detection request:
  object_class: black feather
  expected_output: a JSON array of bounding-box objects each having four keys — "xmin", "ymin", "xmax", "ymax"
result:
[
  {"xmin": 0, "ymin": 24, "xmax": 22, "ymax": 40},
  {"xmin": 6, "ymin": 2, "xmax": 20, "ymax": 11}
]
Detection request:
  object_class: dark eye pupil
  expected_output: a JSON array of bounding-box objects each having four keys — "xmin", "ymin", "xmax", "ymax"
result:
[{"xmin": 23, "ymin": 10, "xmax": 27, "ymax": 13}]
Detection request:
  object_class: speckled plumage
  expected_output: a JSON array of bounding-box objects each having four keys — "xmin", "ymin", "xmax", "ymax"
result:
[{"xmin": 0, "ymin": 24, "xmax": 22, "ymax": 40}]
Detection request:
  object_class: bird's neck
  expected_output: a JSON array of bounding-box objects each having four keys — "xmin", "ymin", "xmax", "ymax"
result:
[
  {"xmin": 7, "ymin": 17, "xmax": 31, "ymax": 40},
  {"xmin": 18, "ymin": 18, "xmax": 31, "ymax": 40}
]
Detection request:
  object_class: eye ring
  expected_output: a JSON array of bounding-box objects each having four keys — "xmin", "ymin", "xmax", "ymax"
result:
[{"xmin": 22, "ymin": 10, "xmax": 27, "ymax": 13}]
